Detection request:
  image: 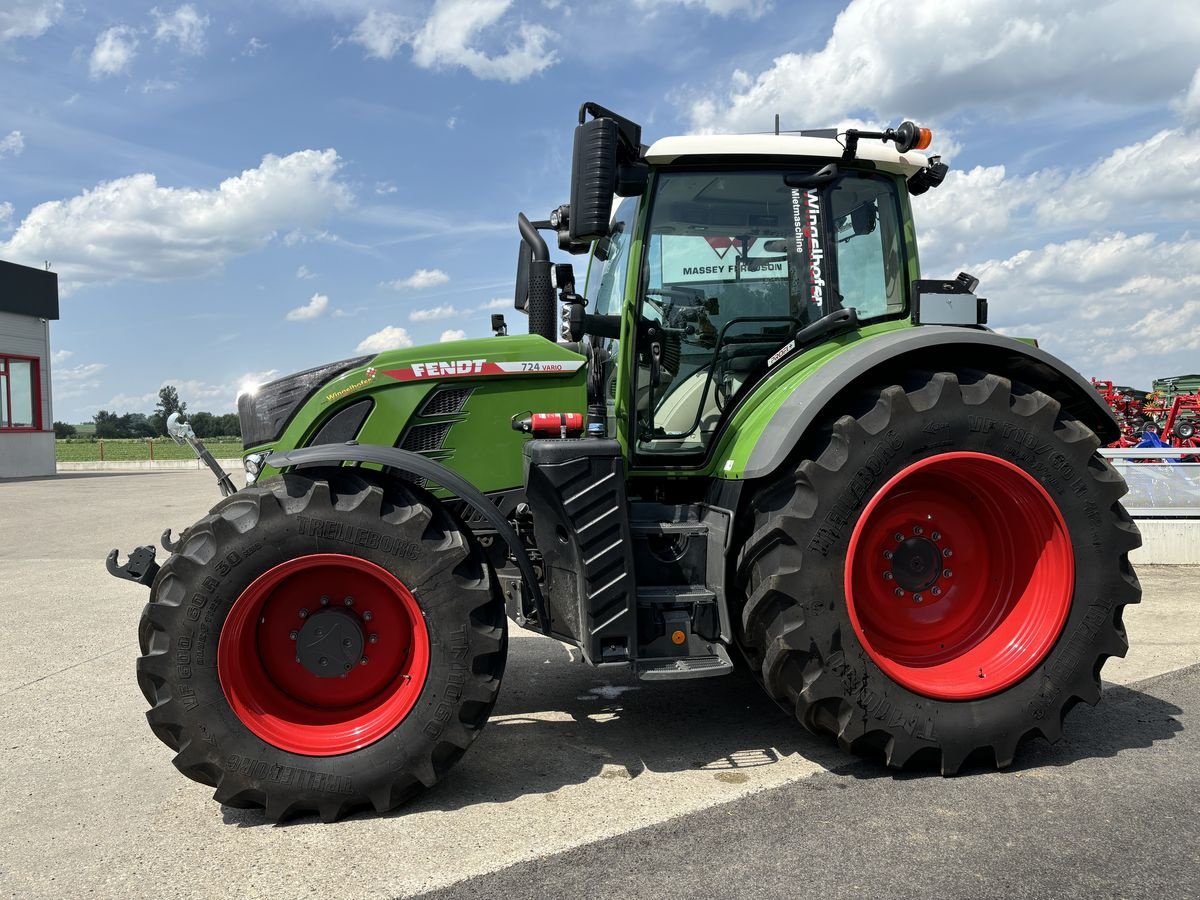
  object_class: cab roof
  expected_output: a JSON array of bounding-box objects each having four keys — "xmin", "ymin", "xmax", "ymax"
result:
[{"xmin": 644, "ymin": 134, "xmax": 931, "ymax": 177}]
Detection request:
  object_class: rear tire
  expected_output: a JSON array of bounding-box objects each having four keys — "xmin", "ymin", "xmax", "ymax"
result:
[
  {"xmin": 136, "ymin": 468, "xmax": 506, "ymax": 822},
  {"xmin": 736, "ymin": 371, "xmax": 1141, "ymax": 772}
]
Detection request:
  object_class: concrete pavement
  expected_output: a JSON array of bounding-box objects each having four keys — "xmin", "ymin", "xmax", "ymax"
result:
[{"xmin": 0, "ymin": 470, "xmax": 1196, "ymax": 899}]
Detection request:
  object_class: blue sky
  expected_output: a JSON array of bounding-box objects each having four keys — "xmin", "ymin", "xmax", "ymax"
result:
[{"xmin": 1, "ymin": 0, "xmax": 1198, "ymax": 422}]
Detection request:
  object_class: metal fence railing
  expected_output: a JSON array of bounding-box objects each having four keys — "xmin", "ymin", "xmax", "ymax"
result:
[{"xmin": 1099, "ymin": 447, "xmax": 1200, "ymax": 517}]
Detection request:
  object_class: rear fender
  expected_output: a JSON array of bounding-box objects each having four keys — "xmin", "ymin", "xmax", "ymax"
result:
[{"xmin": 741, "ymin": 326, "xmax": 1118, "ymax": 480}]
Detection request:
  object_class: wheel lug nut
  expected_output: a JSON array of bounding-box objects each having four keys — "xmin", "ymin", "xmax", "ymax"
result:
[
  {"xmin": 360, "ymin": 656, "xmax": 369, "ymax": 666},
  {"xmin": 342, "ymin": 638, "xmax": 352, "ymax": 648},
  {"xmin": 362, "ymin": 611, "xmax": 373, "ymax": 622},
  {"xmin": 913, "ymin": 525, "xmax": 923, "ymax": 535},
  {"xmin": 883, "ymin": 572, "xmax": 894, "ymax": 581},
  {"xmin": 369, "ymin": 634, "xmax": 379, "ymax": 644},
  {"xmin": 343, "ymin": 663, "xmax": 352, "ymax": 672},
  {"xmin": 894, "ymin": 533, "xmax": 904, "ymax": 542},
  {"xmin": 289, "ymin": 630, "xmax": 298, "ymax": 640},
  {"xmin": 883, "ymin": 550, "xmax": 894, "ymax": 560},
  {"xmin": 943, "ymin": 548, "xmax": 953, "ymax": 558},
  {"xmin": 344, "ymin": 596, "xmax": 354, "ymax": 607},
  {"xmin": 914, "ymin": 594, "xmax": 923, "ymax": 603},
  {"xmin": 931, "ymin": 586, "xmax": 942, "ymax": 596},
  {"xmin": 298, "ymin": 608, "xmax": 309, "ymax": 619},
  {"xmin": 943, "ymin": 569, "xmax": 953, "ymax": 578},
  {"xmin": 319, "ymin": 657, "xmax": 328, "ymax": 667},
  {"xmin": 320, "ymin": 595, "xmax": 330, "ymax": 606},
  {"xmin": 894, "ymin": 588, "xmax": 904, "ymax": 597},
  {"xmin": 931, "ymin": 531, "xmax": 941, "ymax": 541}
]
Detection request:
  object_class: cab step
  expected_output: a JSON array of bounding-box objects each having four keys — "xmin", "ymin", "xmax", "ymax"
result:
[{"xmin": 637, "ymin": 644, "xmax": 734, "ymax": 681}]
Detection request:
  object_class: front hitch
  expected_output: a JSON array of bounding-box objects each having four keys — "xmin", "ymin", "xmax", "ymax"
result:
[{"xmin": 106, "ymin": 546, "xmax": 160, "ymax": 587}]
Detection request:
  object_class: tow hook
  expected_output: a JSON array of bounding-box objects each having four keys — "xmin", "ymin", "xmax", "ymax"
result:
[{"xmin": 106, "ymin": 546, "xmax": 160, "ymax": 587}]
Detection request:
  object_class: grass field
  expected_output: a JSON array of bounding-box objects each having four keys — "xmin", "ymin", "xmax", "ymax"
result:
[{"xmin": 56, "ymin": 438, "xmax": 244, "ymax": 462}]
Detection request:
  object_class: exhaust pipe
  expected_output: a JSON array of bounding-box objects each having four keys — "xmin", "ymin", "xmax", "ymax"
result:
[{"xmin": 517, "ymin": 213, "xmax": 557, "ymax": 343}]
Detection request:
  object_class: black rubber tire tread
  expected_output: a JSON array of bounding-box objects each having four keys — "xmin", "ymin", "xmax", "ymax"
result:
[
  {"xmin": 735, "ymin": 370, "xmax": 1142, "ymax": 774},
  {"xmin": 136, "ymin": 467, "xmax": 507, "ymax": 822}
]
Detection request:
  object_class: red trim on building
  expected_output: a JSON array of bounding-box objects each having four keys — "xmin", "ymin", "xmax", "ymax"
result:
[{"xmin": 0, "ymin": 353, "xmax": 43, "ymax": 432}]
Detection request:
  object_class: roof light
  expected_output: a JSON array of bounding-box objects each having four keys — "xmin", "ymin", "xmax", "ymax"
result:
[{"xmin": 892, "ymin": 121, "xmax": 932, "ymax": 153}]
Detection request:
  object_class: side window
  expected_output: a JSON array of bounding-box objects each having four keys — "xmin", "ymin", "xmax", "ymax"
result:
[
  {"xmin": 829, "ymin": 180, "xmax": 905, "ymax": 318},
  {"xmin": 585, "ymin": 197, "xmax": 637, "ymax": 428}
]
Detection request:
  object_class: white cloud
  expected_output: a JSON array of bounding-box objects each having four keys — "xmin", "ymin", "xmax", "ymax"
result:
[
  {"xmin": 411, "ymin": 0, "xmax": 557, "ymax": 83},
  {"xmin": 439, "ymin": 328, "xmax": 466, "ymax": 342},
  {"xmin": 0, "ymin": 149, "xmax": 353, "ymax": 290},
  {"xmin": 243, "ymin": 36, "xmax": 267, "ymax": 57},
  {"xmin": 57, "ymin": 362, "xmax": 108, "ymax": 382},
  {"xmin": 90, "ymin": 25, "xmax": 139, "ymax": 79},
  {"xmin": 0, "ymin": 202, "xmax": 12, "ymax": 232},
  {"xmin": 964, "ymin": 230, "xmax": 1200, "ymax": 387},
  {"xmin": 296, "ymin": 264, "xmax": 316, "ymax": 279},
  {"xmin": 634, "ymin": 0, "xmax": 770, "ymax": 17},
  {"xmin": 0, "ymin": 131, "xmax": 25, "ymax": 157},
  {"xmin": 349, "ymin": 9, "xmax": 409, "ymax": 60},
  {"xmin": 0, "ymin": 1, "xmax": 63, "ymax": 42},
  {"xmin": 689, "ymin": 0, "xmax": 1200, "ymax": 132},
  {"xmin": 410, "ymin": 304, "xmax": 459, "ymax": 321},
  {"xmin": 356, "ymin": 325, "xmax": 413, "ymax": 353},
  {"xmin": 445, "ymin": 116, "xmax": 457, "ymax": 130},
  {"xmin": 151, "ymin": 4, "xmax": 209, "ymax": 55},
  {"xmin": 478, "ymin": 297, "xmax": 510, "ymax": 310},
  {"xmin": 1176, "ymin": 67, "xmax": 1200, "ymax": 126},
  {"xmin": 385, "ymin": 267, "xmax": 450, "ymax": 290},
  {"xmin": 51, "ymin": 348, "xmax": 73, "ymax": 364},
  {"xmin": 286, "ymin": 292, "xmax": 329, "ymax": 321},
  {"xmin": 141, "ymin": 78, "xmax": 179, "ymax": 94},
  {"xmin": 374, "ymin": 181, "xmax": 398, "ymax": 195}
]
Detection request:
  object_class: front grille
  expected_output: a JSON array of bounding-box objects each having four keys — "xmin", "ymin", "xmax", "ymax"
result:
[
  {"xmin": 418, "ymin": 387, "xmax": 474, "ymax": 417},
  {"xmin": 309, "ymin": 398, "xmax": 373, "ymax": 447},
  {"xmin": 399, "ymin": 421, "xmax": 453, "ymax": 454}
]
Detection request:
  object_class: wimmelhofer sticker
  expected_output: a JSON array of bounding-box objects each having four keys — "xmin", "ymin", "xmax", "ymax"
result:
[
  {"xmin": 791, "ymin": 187, "xmax": 825, "ymax": 307},
  {"xmin": 383, "ymin": 360, "xmax": 585, "ymax": 382},
  {"xmin": 323, "ymin": 367, "xmax": 377, "ymax": 403}
]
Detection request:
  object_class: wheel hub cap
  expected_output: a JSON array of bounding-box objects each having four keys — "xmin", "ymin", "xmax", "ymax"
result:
[
  {"xmin": 891, "ymin": 536, "xmax": 941, "ymax": 593},
  {"xmin": 296, "ymin": 608, "xmax": 364, "ymax": 678}
]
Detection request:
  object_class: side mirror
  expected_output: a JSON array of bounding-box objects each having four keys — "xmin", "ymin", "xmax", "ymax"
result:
[
  {"xmin": 569, "ymin": 102, "xmax": 647, "ymax": 245},
  {"xmin": 514, "ymin": 238, "xmax": 532, "ymax": 313}
]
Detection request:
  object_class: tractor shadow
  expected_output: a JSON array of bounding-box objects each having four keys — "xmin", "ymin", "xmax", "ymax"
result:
[{"xmin": 220, "ymin": 635, "xmax": 1185, "ymax": 825}]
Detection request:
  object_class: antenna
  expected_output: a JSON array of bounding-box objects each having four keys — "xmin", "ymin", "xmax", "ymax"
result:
[{"xmin": 774, "ymin": 113, "xmax": 780, "ymax": 136}]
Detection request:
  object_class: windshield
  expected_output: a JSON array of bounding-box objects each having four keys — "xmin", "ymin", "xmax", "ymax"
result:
[{"xmin": 635, "ymin": 167, "xmax": 907, "ymax": 456}]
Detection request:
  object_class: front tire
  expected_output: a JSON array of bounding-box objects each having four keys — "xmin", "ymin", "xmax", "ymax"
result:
[
  {"xmin": 136, "ymin": 468, "xmax": 506, "ymax": 822},
  {"xmin": 736, "ymin": 371, "xmax": 1141, "ymax": 773}
]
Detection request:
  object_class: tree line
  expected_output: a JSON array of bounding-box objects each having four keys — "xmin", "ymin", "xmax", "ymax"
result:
[{"xmin": 54, "ymin": 385, "xmax": 241, "ymax": 440}]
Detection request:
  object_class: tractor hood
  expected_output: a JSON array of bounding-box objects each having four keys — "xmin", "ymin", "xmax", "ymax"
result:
[{"xmin": 238, "ymin": 333, "xmax": 587, "ymax": 492}]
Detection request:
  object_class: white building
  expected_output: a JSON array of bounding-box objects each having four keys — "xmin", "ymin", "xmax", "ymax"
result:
[{"xmin": 0, "ymin": 259, "xmax": 59, "ymax": 479}]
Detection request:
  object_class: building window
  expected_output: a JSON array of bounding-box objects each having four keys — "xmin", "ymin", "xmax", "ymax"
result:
[{"xmin": 0, "ymin": 355, "xmax": 41, "ymax": 430}]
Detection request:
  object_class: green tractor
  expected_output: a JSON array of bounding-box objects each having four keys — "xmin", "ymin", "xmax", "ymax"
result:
[{"xmin": 110, "ymin": 103, "xmax": 1141, "ymax": 822}]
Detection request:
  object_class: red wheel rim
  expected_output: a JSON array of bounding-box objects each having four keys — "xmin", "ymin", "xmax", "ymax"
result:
[
  {"xmin": 844, "ymin": 452, "xmax": 1074, "ymax": 701},
  {"xmin": 218, "ymin": 554, "xmax": 430, "ymax": 756}
]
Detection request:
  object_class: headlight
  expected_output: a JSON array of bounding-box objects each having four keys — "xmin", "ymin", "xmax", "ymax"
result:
[
  {"xmin": 243, "ymin": 451, "xmax": 271, "ymax": 486},
  {"xmin": 238, "ymin": 355, "xmax": 371, "ymax": 448}
]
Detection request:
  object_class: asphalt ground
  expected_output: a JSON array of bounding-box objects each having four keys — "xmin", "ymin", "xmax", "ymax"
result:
[{"xmin": 0, "ymin": 470, "xmax": 1197, "ymax": 899}]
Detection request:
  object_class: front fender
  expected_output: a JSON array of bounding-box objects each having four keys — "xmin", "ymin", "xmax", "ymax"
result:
[
  {"xmin": 267, "ymin": 444, "xmax": 547, "ymax": 629},
  {"xmin": 740, "ymin": 326, "xmax": 1117, "ymax": 480}
]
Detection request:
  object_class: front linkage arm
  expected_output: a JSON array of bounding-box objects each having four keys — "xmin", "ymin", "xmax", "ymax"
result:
[{"xmin": 107, "ymin": 414, "xmax": 237, "ymax": 590}]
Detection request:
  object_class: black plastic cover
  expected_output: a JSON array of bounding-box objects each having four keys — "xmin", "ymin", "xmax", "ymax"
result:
[
  {"xmin": 569, "ymin": 117, "xmax": 620, "ymax": 244},
  {"xmin": 524, "ymin": 439, "xmax": 637, "ymax": 661},
  {"xmin": 238, "ymin": 356, "xmax": 370, "ymax": 448}
]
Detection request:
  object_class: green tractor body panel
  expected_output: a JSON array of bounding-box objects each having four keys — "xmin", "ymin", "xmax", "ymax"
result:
[{"xmin": 252, "ymin": 334, "xmax": 587, "ymax": 492}]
